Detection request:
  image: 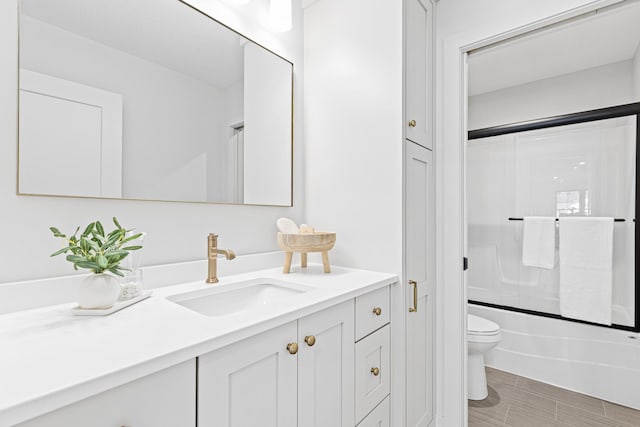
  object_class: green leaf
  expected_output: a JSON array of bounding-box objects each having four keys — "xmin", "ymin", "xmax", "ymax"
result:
[
  {"xmin": 107, "ymin": 267, "xmax": 124, "ymax": 277},
  {"xmin": 95, "ymin": 221, "xmax": 105, "ymax": 237},
  {"xmin": 93, "ymin": 234, "xmax": 106, "ymax": 244},
  {"xmin": 102, "ymin": 233, "xmax": 121, "ymax": 250},
  {"xmin": 120, "ymin": 233, "xmax": 143, "ymax": 245},
  {"xmin": 49, "ymin": 227, "xmax": 65, "ymax": 238},
  {"xmin": 122, "ymin": 245, "xmax": 142, "ymax": 251},
  {"xmin": 113, "ymin": 217, "xmax": 122, "ymax": 230},
  {"xmin": 86, "ymin": 238, "xmax": 100, "ymax": 253},
  {"xmin": 106, "ymin": 251, "xmax": 127, "ymax": 261},
  {"xmin": 80, "ymin": 237, "xmax": 90, "ymax": 252},
  {"xmin": 50, "ymin": 247, "xmax": 70, "ymax": 257},
  {"xmin": 75, "ymin": 260, "xmax": 100, "ymax": 270},
  {"xmin": 96, "ymin": 254, "xmax": 108, "ymax": 269},
  {"xmin": 66, "ymin": 254, "xmax": 87, "ymax": 264},
  {"xmin": 81, "ymin": 222, "xmax": 95, "ymax": 237}
]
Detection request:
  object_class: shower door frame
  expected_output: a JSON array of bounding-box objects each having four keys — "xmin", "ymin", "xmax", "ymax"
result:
[{"xmin": 467, "ymin": 101, "xmax": 640, "ymax": 333}]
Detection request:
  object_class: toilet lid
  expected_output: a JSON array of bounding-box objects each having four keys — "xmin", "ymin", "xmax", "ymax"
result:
[{"xmin": 468, "ymin": 314, "xmax": 500, "ymax": 335}]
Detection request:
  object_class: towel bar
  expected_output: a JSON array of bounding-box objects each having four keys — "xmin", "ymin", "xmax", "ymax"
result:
[{"xmin": 508, "ymin": 217, "xmax": 629, "ymax": 222}]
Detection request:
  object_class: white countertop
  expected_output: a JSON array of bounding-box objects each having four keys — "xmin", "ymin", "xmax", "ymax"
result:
[{"xmin": 0, "ymin": 264, "xmax": 397, "ymax": 425}]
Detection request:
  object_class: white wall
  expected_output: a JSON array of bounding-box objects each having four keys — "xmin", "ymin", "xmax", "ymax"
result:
[
  {"xmin": 303, "ymin": 0, "xmax": 403, "ymax": 274},
  {"xmin": 0, "ymin": 0, "xmax": 304, "ymax": 283},
  {"xmin": 469, "ymin": 60, "xmax": 635, "ymax": 129},
  {"xmin": 634, "ymin": 42, "xmax": 640, "ymax": 100}
]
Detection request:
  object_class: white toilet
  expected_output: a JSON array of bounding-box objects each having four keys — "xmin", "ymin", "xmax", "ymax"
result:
[{"xmin": 467, "ymin": 314, "xmax": 502, "ymax": 400}]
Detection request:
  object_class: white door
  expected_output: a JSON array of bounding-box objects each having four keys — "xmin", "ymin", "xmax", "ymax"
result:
[
  {"xmin": 198, "ymin": 321, "xmax": 298, "ymax": 427},
  {"xmin": 405, "ymin": 0, "xmax": 433, "ymax": 149},
  {"xmin": 19, "ymin": 70, "xmax": 123, "ymax": 198},
  {"xmin": 405, "ymin": 141, "xmax": 435, "ymax": 427},
  {"xmin": 227, "ymin": 127, "xmax": 245, "ymax": 203},
  {"xmin": 298, "ymin": 300, "xmax": 355, "ymax": 427}
]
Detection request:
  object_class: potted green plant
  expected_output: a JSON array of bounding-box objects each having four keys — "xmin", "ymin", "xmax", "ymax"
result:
[{"xmin": 50, "ymin": 217, "xmax": 143, "ymax": 309}]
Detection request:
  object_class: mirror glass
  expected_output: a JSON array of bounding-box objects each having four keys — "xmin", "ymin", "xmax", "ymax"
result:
[{"xmin": 18, "ymin": 0, "xmax": 293, "ymax": 206}]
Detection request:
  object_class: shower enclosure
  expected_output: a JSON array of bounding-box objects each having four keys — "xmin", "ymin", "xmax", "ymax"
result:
[{"xmin": 467, "ymin": 103, "xmax": 638, "ymax": 332}]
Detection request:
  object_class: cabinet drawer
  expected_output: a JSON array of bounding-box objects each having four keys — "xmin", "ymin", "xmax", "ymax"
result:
[
  {"xmin": 355, "ymin": 324, "xmax": 390, "ymax": 423},
  {"xmin": 355, "ymin": 286, "xmax": 390, "ymax": 341},
  {"xmin": 356, "ymin": 395, "xmax": 390, "ymax": 427}
]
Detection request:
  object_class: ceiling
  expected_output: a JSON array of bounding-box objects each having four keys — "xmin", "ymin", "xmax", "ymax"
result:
[
  {"xmin": 468, "ymin": 1, "xmax": 640, "ymax": 96},
  {"xmin": 20, "ymin": 0, "xmax": 246, "ymax": 88}
]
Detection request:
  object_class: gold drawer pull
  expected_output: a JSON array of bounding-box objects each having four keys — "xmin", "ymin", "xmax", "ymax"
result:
[
  {"xmin": 372, "ymin": 307, "xmax": 382, "ymax": 316},
  {"xmin": 409, "ymin": 280, "xmax": 418, "ymax": 312},
  {"xmin": 370, "ymin": 367, "xmax": 380, "ymax": 376},
  {"xmin": 408, "ymin": 119, "xmax": 417, "ymax": 127},
  {"xmin": 287, "ymin": 342, "xmax": 298, "ymax": 355},
  {"xmin": 304, "ymin": 335, "xmax": 316, "ymax": 346}
]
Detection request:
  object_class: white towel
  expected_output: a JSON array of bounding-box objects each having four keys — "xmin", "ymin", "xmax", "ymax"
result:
[
  {"xmin": 522, "ymin": 217, "xmax": 556, "ymax": 269},
  {"xmin": 559, "ymin": 217, "xmax": 614, "ymax": 325}
]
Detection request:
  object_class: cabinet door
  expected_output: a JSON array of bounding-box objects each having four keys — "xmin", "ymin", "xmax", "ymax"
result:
[
  {"xmin": 355, "ymin": 325, "xmax": 390, "ymax": 423},
  {"xmin": 405, "ymin": 141, "xmax": 434, "ymax": 427},
  {"xmin": 198, "ymin": 321, "xmax": 298, "ymax": 427},
  {"xmin": 298, "ymin": 300, "xmax": 355, "ymax": 427},
  {"xmin": 405, "ymin": 0, "xmax": 433, "ymax": 149},
  {"xmin": 357, "ymin": 396, "xmax": 390, "ymax": 427},
  {"xmin": 18, "ymin": 360, "xmax": 195, "ymax": 427}
]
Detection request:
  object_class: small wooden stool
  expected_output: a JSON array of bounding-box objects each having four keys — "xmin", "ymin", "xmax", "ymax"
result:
[{"xmin": 277, "ymin": 232, "xmax": 336, "ymax": 274}]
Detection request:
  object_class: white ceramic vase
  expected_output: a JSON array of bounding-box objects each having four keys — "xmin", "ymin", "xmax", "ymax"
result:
[{"xmin": 78, "ymin": 273, "xmax": 121, "ymax": 309}]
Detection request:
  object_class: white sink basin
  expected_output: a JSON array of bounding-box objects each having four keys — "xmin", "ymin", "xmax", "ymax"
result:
[{"xmin": 167, "ymin": 279, "xmax": 312, "ymax": 317}]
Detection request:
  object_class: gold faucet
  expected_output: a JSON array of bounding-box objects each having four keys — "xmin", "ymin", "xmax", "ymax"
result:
[{"xmin": 207, "ymin": 233, "xmax": 236, "ymax": 283}]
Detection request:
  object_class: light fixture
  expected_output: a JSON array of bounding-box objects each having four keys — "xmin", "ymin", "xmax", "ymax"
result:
[{"xmin": 270, "ymin": 0, "xmax": 292, "ymax": 32}]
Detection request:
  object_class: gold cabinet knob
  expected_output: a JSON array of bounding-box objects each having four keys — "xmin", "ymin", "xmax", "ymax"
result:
[
  {"xmin": 287, "ymin": 342, "xmax": 298, "ymax": 355},
  {"xmin": 370, "ymin": 367, "xmax": 380, "ymax": 376},
  {"xmin": 304, "ymin": 335, "xmax": 316, "ymax": 346},
  {"xmin": 408, "ymin": 119, "xmax": 417, "ymax": 127},
  {"xmin": 372, "ymin": 307, "xmax": 382, "ymax": 316}
]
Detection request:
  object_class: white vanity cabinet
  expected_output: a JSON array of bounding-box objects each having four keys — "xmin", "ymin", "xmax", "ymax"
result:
[
  {"xmin": 198, "ymin": 300, "xmax": 355, "ymax": 427},
  {"xmin": 17, "ymin": 360, "xmax": 196, "ymax": 427},
  {"xmin": 8, "ymin": 280, "xmax": 394, "ymax": 427},
  {"xmin": 354, "ymin": 287, "xmax": 391, "ymax": 425}
]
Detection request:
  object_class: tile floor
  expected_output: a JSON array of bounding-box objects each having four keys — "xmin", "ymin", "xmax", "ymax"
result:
[{"xmin": 468, "ymin": 367, "xmax": 640, "ymax": 427}]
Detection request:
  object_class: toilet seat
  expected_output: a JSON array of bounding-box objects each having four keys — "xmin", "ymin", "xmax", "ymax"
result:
[
  {"xmin": 468, "ymin": 314, "xmax": 500, "ymax": 336},
  {"xmin": 468, "ymin": 330, "xmax": 501, "ymax": 343}
]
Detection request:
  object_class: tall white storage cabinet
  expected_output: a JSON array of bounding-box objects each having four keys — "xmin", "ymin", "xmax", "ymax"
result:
[
  {"xmin": 404, "ymin": 0, "xmax": 435, "ymax": 426},
  {"xmin": 405, "ymin": 142, "xmax": 435, "ymax": 427},
  {"xmin": 405, "ymin": 0, "xmax": 433, "ymax": 150}
]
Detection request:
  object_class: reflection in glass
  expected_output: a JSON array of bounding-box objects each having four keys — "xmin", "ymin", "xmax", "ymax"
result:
[
  {"xmin": 18, "ymin": 0, "xmax": 293, "ymax": 206},
  {"xmin": 467, "ymin": 116, "xmax": 636, "ymax": 326}
]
